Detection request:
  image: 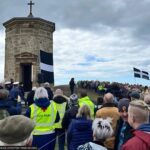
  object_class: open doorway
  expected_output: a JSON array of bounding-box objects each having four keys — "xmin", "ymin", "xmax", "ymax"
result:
[{"xmin": 21, "ymin": 63, "xmax": 32, "ymax": 92}]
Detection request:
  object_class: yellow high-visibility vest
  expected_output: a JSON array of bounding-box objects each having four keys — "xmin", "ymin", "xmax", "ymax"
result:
[
  {"xmin": 53, "ymin": 102, "xmax": 67, "ymax": 129},
  {"xmin": 98, "ymin": 85, "xmax": 104, "ymax": 91},
  {"xmin": 79, "ymin": 96, "xmax": 95, "ymax": 119},
  {"xmin": 30, "ymin": 102, "xmax": 57, "ymax": 135}
]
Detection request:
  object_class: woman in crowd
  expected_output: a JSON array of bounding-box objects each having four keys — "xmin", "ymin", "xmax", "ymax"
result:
[
  {"xmin": 77, "ymin": 118, "xmax": 113, "ymax": 150},
  {"xmin": 25, "ymin": 87, "xmax": 60, "ymax": 150},
  {"xmin": 67, "ymin": 105, "xmax": 93, "ymax": 150}
]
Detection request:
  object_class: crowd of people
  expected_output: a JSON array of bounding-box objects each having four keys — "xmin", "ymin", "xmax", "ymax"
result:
[{"xmin": 0, "ymin": 79, "xmax": 149, "ymax": 150}]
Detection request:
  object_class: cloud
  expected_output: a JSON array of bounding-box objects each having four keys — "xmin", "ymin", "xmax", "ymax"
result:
[
  {"xmin": 53, "ymin": 27, "xmax": 150, "ymax": 85},
  {"xmin": 0, "ymin": 0, "xmax": 150, "ymax": 85}
]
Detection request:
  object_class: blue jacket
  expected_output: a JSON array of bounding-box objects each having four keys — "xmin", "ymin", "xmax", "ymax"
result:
[
  {"xmin": 0, "ymin": 98, "xmax": 22, "ymax": 115},
  {"xmin": 9, "ymin": 87, "xmax": 23, "ymax": 100},
  {"xmin": 67, "ymin": 117, "xmax": 93, "ymax": 150}
]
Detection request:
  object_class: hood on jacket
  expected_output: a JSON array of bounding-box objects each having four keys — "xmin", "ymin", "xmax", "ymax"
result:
[
  {"xmin": 34, "ymin": 98, "xmax": 50, "ymax": 108},
  {"xmin": 134, "ymin": 130, "xmax": 150, "ymax": 148},
  {"xmin": 137, "ymin": 123, "xmax": 150, "ymax": 132},
  {"xmin": 53, "ymin": 95, "xmax": 68, "ymax": 104}
]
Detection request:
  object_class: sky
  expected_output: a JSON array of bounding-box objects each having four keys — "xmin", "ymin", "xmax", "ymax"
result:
[{"xmin": 1, "ymin": 0, "xmax": 150, "ymax": 86}]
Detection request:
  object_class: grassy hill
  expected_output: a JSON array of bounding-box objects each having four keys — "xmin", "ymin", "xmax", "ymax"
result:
[{"xmin": 54, "ymin": 85, "xmax": 99, "ymax": 103}]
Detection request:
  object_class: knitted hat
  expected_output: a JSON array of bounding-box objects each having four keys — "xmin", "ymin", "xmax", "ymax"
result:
[
  {"xmin": 0, "ymin": 115, "xmax": 35, "ymax": 144},
  {"xmin": 70, "ymin": 94, "xmax": 78, "ymax": 106},
  {"xmin": 118, "ymin": 98, "xmax": 130, "ymax": 112}
]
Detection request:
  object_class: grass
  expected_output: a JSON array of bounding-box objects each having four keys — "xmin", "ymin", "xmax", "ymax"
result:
[{"xmin": 54, "ymin": 85, "xmax": 99, "ymax": 103}]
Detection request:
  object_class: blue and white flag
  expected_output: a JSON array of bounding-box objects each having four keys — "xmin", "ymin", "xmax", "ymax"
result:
[
  {"xmin": 40, "ymin": 50, "xmax": 54, "ymax": 83},
  {"xmin": 142, "ymin": 71, "xmax": 149, "ymax": 80},
  {"xmin": 133, "ymin": 68, "xmax": 141, "ymax": 78},
  {"xmin": 133, "ymin": 68, "xmax": 149, "ymax": 80}
]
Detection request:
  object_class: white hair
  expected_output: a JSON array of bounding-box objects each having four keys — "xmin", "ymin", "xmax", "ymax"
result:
[
  {"xmin": 44, "ymin": 82, "xmax": 50, "ymax": 87},
  {"xmin": 92, "ymin": 118, "xmax": 113, "ymax": 140},
  {"xmin": 34, "ymin": 87, "xmax": 48, "ymax": 99},
  {"xmin": 0, "ymin": 134, "xmax": 33, "ymax": 146}
]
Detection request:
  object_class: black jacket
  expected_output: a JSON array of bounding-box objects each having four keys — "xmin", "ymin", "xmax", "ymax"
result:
[
  {"xmin": 45, "ymin": 87, "xmax": 53, "ymax": 100},
  {"xmin": 26, "ymin": 90, "xmax": 35, "ymax": 106},
  {"xmin": 114, "ymin": 118, "xmax": 133, "ymax": 150},
  {"xmin": 62, "ymin": 105, "xmax": 79, "ymax": 130}
]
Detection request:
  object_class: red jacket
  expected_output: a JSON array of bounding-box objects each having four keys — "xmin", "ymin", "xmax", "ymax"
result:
[{"xmin": 122, "ymin": 130, "xmax": 150, "ymax": 150}]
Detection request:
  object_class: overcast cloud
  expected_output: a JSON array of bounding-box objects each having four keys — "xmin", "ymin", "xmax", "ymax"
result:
[{"xmin": 0, "ymin": 0, "xmax": 150, "ymax": 85}]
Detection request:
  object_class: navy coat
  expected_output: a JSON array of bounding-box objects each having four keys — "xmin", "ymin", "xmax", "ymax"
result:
[{"xmin": 67, "ymin": 117, "xmax": 93, "ymax": 150}]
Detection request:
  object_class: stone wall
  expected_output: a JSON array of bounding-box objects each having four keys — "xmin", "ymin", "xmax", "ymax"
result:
[{"xmin": 4, "ymin": 18, "xmax": 55, "ymax": 84}]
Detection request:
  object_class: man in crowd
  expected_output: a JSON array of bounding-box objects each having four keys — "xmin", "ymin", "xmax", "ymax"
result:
[
  {"xmin": 79, "ymin": 90, "xmax": 95, "ymax": 119},
  {"xmin": 44, "ymin": 82, "xmax": 53, "ymax": 100},
  {"xmin": 9, "ymin": 82, "xmax": 23, "ymax": 101},
  {"xmin": 62, "ymin": 94, "xmax": 79, "ymax": 130},
  {"xmin": 0, "ymin": 115, "xmax": 35, "ymax": 147},
  {"xmin": 114, "ymin": 98, "xmax": 132, "ymax": 150},
  {"xmin": 96, "ymin": 93, "xmax": 120, "ymax": 149},
  {"xmin": 122, "ymin": 100, "xmax": 150, "ymax": 150},
  {"xmin": 129, "ymin": 91, "xmax": 140, "ymax": 101},
  {"xmin": 53, "ymin": 89, "xmax": 69, "ymax": 150}
]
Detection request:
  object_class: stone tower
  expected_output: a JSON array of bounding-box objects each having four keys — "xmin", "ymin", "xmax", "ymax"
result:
[{"xmin": 3, "ymin": 1, "xmax": 55, "ymax": 91}]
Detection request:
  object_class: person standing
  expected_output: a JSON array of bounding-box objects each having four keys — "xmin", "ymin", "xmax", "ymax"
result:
[
  {"xmin": 114, "ymin": 98, "xmax": 132, "ymax": 150},
  {"xmin": 79, "ymin": 90, "xmax": 95, "ymax": 119},
  {"xmin": 96, "ymin": 93, "xmax": 120, "ymax": 150},
  {"xmin": 122, "ymin": 100, "xmax": 150, "ymax": 150},
  {"xmin": 62, "ymin": 94, "xmax": 79, "ymax": 130},
  {"xmin": 0, "ymin": 89, "xmax": 22, "ymax": 116},
  {"xmin": 52, "ymin": 89, "xmax": 69, "ymax": 150},
  {"xmin": 69, "ymin": 78, "xmax": 76, "ymax": 94},
  {"xmin": 77, "ymin": 118, "xmax": 113, "ymax": 150},
  {"xmin": 44, "ymin": 82, "xmax": 53, "ymax": 100},
  {"xmin": 25, "ymin": 87, "xmax": 60, "ymax": 150},
  {"xmin": 67, "ymin": 105, "xmax": 93, "ymax": 150},
  {"xmin": 26, "ymin": 87, "xmax": 37, "ymax": 106}
]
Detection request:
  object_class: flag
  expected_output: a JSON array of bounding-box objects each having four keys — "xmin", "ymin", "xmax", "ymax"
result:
[
  {"xmin": 133, "ymin": 67, "xmax": 149, "ymax": 80},
  {"xmin": 40, "ymin": 50, "xmax": 54, "ymax": 83},
  {"xmin": 142, "ymin": 71, "xmax": 149, "ymax": 80},
  {"xmin": 133, "ymin": 68, "xmax": 141, "ymax": 78}
]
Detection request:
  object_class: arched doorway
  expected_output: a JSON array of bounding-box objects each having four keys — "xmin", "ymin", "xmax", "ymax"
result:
[{"xmin": 15, "ymin": 52, "xmax": 38, "ymax": 92}]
